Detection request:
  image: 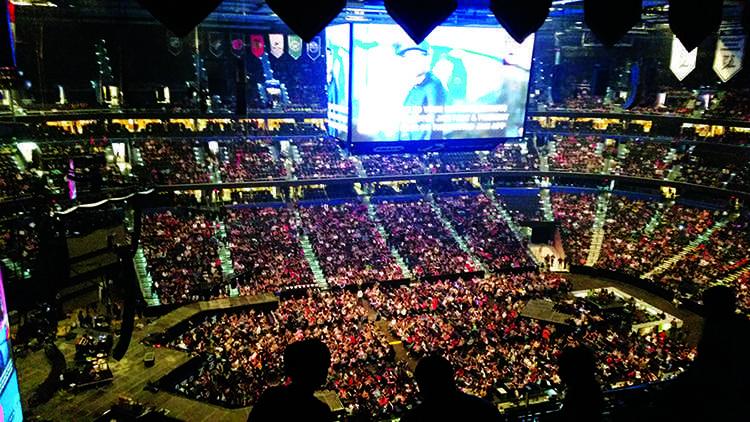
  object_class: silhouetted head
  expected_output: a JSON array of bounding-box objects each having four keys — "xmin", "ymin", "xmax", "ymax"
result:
[
  {"xmin": 414, "ymin": 354, "xmax": 457, "ymax": 400},
  {"xmin": 702, "ymin": 285, "xmax": 737, "ymax": 320},
  {"xmin": 558, "ymin": 345, "xmax": 596, "ymax": 387},
  {"xmin": 284, "ymin": 339, "xmax": 331, "ymax": 391}
]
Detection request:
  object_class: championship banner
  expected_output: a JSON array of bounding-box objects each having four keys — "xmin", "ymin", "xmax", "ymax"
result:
[
  {"xmin": 269, "ymin": 33, "xmax": 284, "ymax": 58},
  {"xmin": 713, "ymin": 25, "xmax": 745, "ymax": 82},
  {"xmin": 231, "ymin": 33, "xmax": 245, "ymax": 58},
  {"xmin": 306, "ymin": 36, "xmax": 321, "ymax": 61},
  {"xmin": 288, "ymin": 34, "xmax": 302, "ymax": 60},
  {"xmin": 669, "ymin": 35, "xmax": 697, "ymax": 81},
  {"xmin": 250, "ymin": 34, "xmax": 265, "ymax": 58},
  {"xmin": 209, "ymin": 31, "xmax": 224, "ymax": 57},
  {"xmin": 167, "ymin": 33, "xmax": 183, "ymax": 56}
]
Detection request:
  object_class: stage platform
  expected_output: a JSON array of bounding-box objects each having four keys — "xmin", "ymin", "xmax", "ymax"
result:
[{"xmin": 520, "ymin": 300, "xmax": 573, "ymax": 325}]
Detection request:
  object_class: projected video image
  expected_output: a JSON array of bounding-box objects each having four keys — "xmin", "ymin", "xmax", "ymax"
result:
[
  {"xmin": 326, "ymin": 24, "xmax": 350, "ymax": 140},
  {"xmin": 0, "ymin": 271, "xmax": 22, "ymax": 422},
  {"xmin": 351, "ymin": 24, "xmax": 533, "ymax": 142}
]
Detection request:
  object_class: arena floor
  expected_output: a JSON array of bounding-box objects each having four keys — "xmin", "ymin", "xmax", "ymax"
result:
[{"xmin": 16, "ymin": 273, "xmax": 704, "ymax": 422}]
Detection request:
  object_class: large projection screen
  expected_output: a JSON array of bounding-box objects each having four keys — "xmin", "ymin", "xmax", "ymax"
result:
[
  {"xmin": 0, "ymin": 269, "xmax": 22, "ymax": 421},
  {"xmin": 326, "ymin": 24, "xmax": 351, "ymax": 141},
  {"xmin": 350, "ymin": 24, "xmax": 534, "ymax": 146}
]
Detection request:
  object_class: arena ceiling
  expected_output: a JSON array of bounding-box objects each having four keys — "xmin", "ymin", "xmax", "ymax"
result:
[{"xmin": 12, "ymin": 0, "xmax": 747, "ymax": 29}]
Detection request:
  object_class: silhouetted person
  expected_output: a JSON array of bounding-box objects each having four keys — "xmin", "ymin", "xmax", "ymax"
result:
[
  {"xmin": 663, "ymin": 285, "xmax": 750, "ymax": 421},
  {"xmin": 401, "ymin": 354, "xmax": 502, "ymax": 422},
  {"xmin": 247, "ymin": 339, "xmax": 333, "ymax": 422},
  {"xmin": 554, "ymin": 346, "xmax": 603, "ymax": 422}
]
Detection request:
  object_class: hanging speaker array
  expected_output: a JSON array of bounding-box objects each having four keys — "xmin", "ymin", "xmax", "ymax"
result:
[{"xmin": 134, "ymin": 0, "xmax": 734, "ymax": 50}]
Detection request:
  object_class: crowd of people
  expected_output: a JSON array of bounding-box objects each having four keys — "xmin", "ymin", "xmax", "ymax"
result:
[
  {"xmin": 548, "ymin": 135, "xmax": 605, "ymax": 173},
  {"xmin": 299, "ymin": 201, "xmax": 404, "ymax": 286},
  {"xmin": 141, "ymin": 211, "xmax": 223, "ymax": 304},
  {"xmin": 596, "ymin": 195, "xmax": 660, "ymax": 271},
  {"xmin": 39, "ymin": 140, "xmax": 128, "ymax": 189},
  {"xmin": 495, "ymin": 191, "xmax": 544, "ymax": 222},
  {"xmin": 162, "ymin": 272, "xmax": 696, "ymax": 419},
  {"xmin": 551, "ymin": 192, "xmax": 597, "ymax": 265},
  {"xmin": 675, "ymin": 145, "xmax": 747, "ymax": 189},
  {"xmin": 168, "ymin": 290, "xmax": 400, "ymax": 418},
  {"xmin": 375, "ymin": 199, "xmax": 476, "ymax": 277},
  {"xmin": 611, "ymin": 140, "xmax": 674, "ymax": 179},
  {"xmin": 359, "ymin": 154, "xmax": 425, "ymax": 176},
  {"xmin": 595, "ymin": 200, "xmax": 719, "ymax": 277},
  {"xmin": 137, "ymin": 139, "xmax": 213, "ymax": 185},
  {"xmin": 656, "ymin": 213, "xmax": 750, "ymax": 298},
  {"xmin": 132, "ymin": 189, "xmax": 750, "ymax": 318},
  {"xmin": 487, "ymin": 142, "xmax": 539, "ymax": 171},
  {"xmin": 219, "ymin": 139, "xmax": 287, "ymax": 182},
  {"xmin": 436, "ymin": 194, "xmax": 533, "ymax": 271},
  {"xmin": 227, "ymin": 206, "xmax": 316, "ymax": 293},
  {"xmin": 294, "ymin": 138, "xmax": 358, "ymax": 179},
  {"xmin": 367, "ymin": 273, "xmax": 694, "ymax": 399},
  {"xmin": 423, "ymin": 152, "xmax": 489, "ymax": 174}
]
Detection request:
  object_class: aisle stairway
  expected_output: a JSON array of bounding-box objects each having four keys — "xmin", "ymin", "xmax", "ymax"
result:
[
  {"xmin": 133, "ymin": 248, "xmax": 160, "ymax": 307},
  {"xmin": 538, "ymin": 141, "xmax": 555, "ymax": 221},
  {"xmin": 718, "ymin": 264, "xmax": 750, "ymax": 285},
  {"xmin": 643, "ymin": 202, "xmax": 671, "ymax": 234},
  {"xmin": 352, "ymin": 156, "xmax": 367, "ymax": 177},
  {"xmin": 535, "ymin": 138, "xmax": 549, "ymax": 172},
  {"xmin": 426, "ymin": 194, "xmax": 486, "ymax": 272},
  {"xmin": 540, "ymin": 189, "xmax": 554, "ymax": 221},
  {"xmin": 363, "ymin": 196, "xmax": 412, "ymax": 279},
  {"xmin": 641, "ymin": 218, "xmax": 730, "ymax": 280},
  {"xmin": 214, "ymin": 221, "xmax": 236, "ymax": 296},
  {"xmin": 484, "ymin": 188, "xmax": 540, "ymax": 267},
  {"xmin": 663, "ymin": 148, "xmax": 681, "ymax": 181},
  {"xmin": 289, "ymin": 207, "xmax": 329, "ymax": 289},
  {"xmin": 288, "ymin": 143, "xmax": 301, "ymax": 180},
  {"xmin": 298, "ymin": 233, "xmax": 329, "ymax": 289},
  {"xmin": 585, "ymin": 193, "xmax": 611, "ymax": 266}
]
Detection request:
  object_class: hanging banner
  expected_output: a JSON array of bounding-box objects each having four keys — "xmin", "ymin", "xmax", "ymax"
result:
[
  {"xmin": 288, "ymin": 34, "xmax": 303, "ymax": 60},
  {"xmin": 167, "ymin": 33, "xmax": 183, "ymax": 56},
  {"xmin": 269, "ymin": 33, "xmax": 285, "ymax": 58},
  {"xmin": 250, "ymin": 34, "xmax": 265, "ymax": 58},
  {"xmin": 713, "ymin": 25, "xmax": 745, "ymax": 82},
  {"xmin": 670, "ymin": 35, "xmax": 697, "ymax": 81},
  {"xmin": 209, "ymin": 31, "xmax": 224, "ymax": 57},
  {"xmin": 231, "ymin": 33, "xmax": 245, "ymax": 58},
  {"xmin": 306, "ymin": 36, "xmax": 321, "ymax": 61}
]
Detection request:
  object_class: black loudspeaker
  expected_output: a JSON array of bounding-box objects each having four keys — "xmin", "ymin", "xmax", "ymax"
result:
[
  {"xmin": 592, "ymin": 66, "xmax": 609, "ymax": 96},
  {"xmin": 144, "ymin": 351, "xmax": 155, "ymax": 367},
  {"xmin": 531, "ymin": 226, "xmax": 554, "ymax": 244}
]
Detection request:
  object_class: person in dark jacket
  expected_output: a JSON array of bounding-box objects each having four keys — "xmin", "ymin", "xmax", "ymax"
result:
[
  {"xmin": 247, "ymin": 338, "xmax": 333, "ymax": 422},
  {"xmin": 401, "ymin": 354, "xmax": 502, "ymax": 422}
]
